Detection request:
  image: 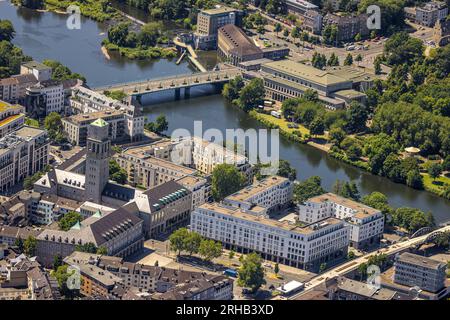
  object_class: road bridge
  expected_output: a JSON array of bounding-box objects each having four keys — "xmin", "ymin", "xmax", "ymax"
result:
[{"xmin": 93, "ymin": 68, "xmax": 242, "ymax": 100}]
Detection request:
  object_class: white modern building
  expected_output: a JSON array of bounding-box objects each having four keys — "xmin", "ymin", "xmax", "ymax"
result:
[
  {"xmin": 191, "ymin": 202, "xmax": 350, "ymax": 271},
  {"xmin": 20, "ymin": 61, "xmax": 52, "ymax": 82},
  {"xmin": 25, "ymin": 80, "xmax": 64, "ymax": 117},
  {"xmin": 223, "ymin": 175, "xmax": 293, "ymax": 215},
  {"xmin": 0, "ymin": 126, "xmax": 49, "ymax": 192},
  {"xmin": 298, "ymin": 193, "xmax": 384, "ymax": 249}
]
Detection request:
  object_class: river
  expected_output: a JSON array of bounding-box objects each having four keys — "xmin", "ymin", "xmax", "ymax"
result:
[{"xmin": 1, "ymin": 1, "xmax": 449, "ymax": 223}]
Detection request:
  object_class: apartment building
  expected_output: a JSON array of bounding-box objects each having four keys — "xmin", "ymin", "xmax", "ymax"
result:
[
  {"xmin": 223, "ymin": 176, "xmax": 293, "ymax": 215},
  {"xmin": 36, "ymin": 204, "xmax": 144, "ymax": 266},
  {"xmin": 0, "ymin": 126, "xmax": 49, "ymax": 192},
  {"xmin": 195, "ymin": 6, "xmax": 243, "ymax": 49},
  {"xmin": 191, "ymin": 202, "xmax": 349, "ymax": 271},
  {"xmin": 134, "ymin": 181, "xmax": 192, "ymax": 238},
  {"xmin": 29, "ymin": 194, "xmax": 81, "ymax": 225},
  {"xmin": 415, "ymin": 1, "xmax": 448, "ymax": 27},
  {"xmin": 323, "ymin": 13, "xmax": 369, "ymax": 42},
  {"xmin": 298, "ymin": 193, "xmax": 384, "ymax": 249},
  {"xmin": 285, "ymin": 0, "xmax": 319, "ymax": 15},
  {"xmin": 69, "ymin": 86, "xmax": 145, "ymax": 141},
  {"xmin": 261, "ymin": 60, "xmax": 374, "ymax": 109},
  {"xmin": 64, "ymin": 251, "xmax": 234, "ymax": 299},
  {"xmin": 20, "ymin": 61, "xmax": 52, "ymax": 82},
  {"xmin": 25, "ymin": 80, "xmax": 64, "ymax": 118},
  {"xmin": 189, "ymin": 137, "xmax": 253, "ymax": 181},
  {"xmin": 115, "ymin": 144, "xmax": 197, "ymax": 190},
  {"xmin": 176, "ymin": 175, "xmax": 210, "ymax": 210},
  {"xmin": 0, "ymin": 74, "xmax": 38, "ymax": 104},
  {"xmin": 62, "ymin": 109, "xmax": 126, "ymax": 146},
  {"xmin": 0, "ymin": 101, "xmax": 25, "ymax": 138},
  {"xmin": 393, "ymin": 252, "xmax": 447, "ymax": 293}
]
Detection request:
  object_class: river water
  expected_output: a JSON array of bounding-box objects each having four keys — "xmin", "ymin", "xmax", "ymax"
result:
[{"xmin": 1, "ymin": 1, "xmax": 449, "ymax": 223}]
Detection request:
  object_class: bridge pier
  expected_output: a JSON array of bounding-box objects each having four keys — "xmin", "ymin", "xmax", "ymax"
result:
[
  {"xmin": 184, "ymin": 87, "xmax": 191, "ymax": 99},
  {"xmin": 174, "ymin": 88, "xmax": 181, "ymax": 100}
]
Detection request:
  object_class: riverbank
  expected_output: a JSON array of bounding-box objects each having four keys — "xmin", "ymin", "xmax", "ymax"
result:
[
  {"xmin": 102, "ymin": 41, "xmax": 177, "ymax": 60},
  {"xmin": 248, "ymin": 108, "xmax": 449, "ymax": 200}
]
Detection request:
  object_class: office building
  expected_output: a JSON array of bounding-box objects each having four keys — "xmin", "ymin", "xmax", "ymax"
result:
[
  {"xmin": 62, "ymin": 109, "xmax": 126, "ymax": 146},
  {"xmin": 25, "ymin": 80, "xmax": 64, "ymax": 118},
  {"xmin": 223, "ymin": 175, "xmax": 293, "ymax": 215},
  {"xmin": 0, "ymin": 126, "xmax": 49, "ymax": 192},
  {"xmin": 393, "ymin": 252, "xmax": 447, "ymax": 293},
  {"xmin": 415, "ymin": 1, "xmax": 448, "ymax": 27},
  {"xmin": 261, "ymin": 60, "xmax": 374, "ymax": 108},
  {"xmin": 133, "ymin": 180, "xmax": 192, "ymax": 238},
  {"xmin": 0, "ymin": 101, "xmax": 25, "ymax": 138},
  {"xmin": 298, "ymin": 193, "xmax": 384, "ymax": 249},
  {"xmin": 36, "ymin": 204, "xmax": 144, "ymax": 267},
  {"xmin": 20, "ymin": 61, "xmax": 52, "ymax": 82},
  {"xmin": 191, "ymin": 202, "xmax": 349, "ymax": 271},
  {"xmin": 0, "ymin": 74, "xmax": 38, "ymax": 104},
  {"xmin": 195, "ymin": 6, "xmax": 243, "ymax": 49},
  {"xmin": 323, "ymin": 13, "xmax": 369, "ymax": 42}
]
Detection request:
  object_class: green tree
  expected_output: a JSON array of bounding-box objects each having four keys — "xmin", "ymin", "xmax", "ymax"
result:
[
  {"xmin": 184, "ymin": 231, "xmax": 203, "ymax": 256},
  {"xmin": 277, "ymin": 159, "xmax": 297, "ymax": 181},
  {"xmin": 362, "ymin": 192, "xmax": 392, "ymax": 216},
  {"xmin": 44, "ymin": 112, "xmax": 63, "ymax": 140},
  {"xmin": 392, "ymin": 207, "xmax": 434, "ymax": 233},
  {"xmin": 0, "ymin": 20, "xmax": 15, "ymax": 42},
  {"xmin": 374, "ymin": 56, "xmax": 382, "ymax": 75},
  {"xmin": 14, "ymin": 237, "xmax": 24, "ymax": 253},
  {"xmin": 229, "ymin": 250, "xmax": 235, "ymax": 259},
  {"xmin": 24, "ymin": 236, "xmax": 37, "ymax": 256},
  {"xmin": 428, "ymin": 163, "xmax": 442, "ymax": 181},
  {"xmin": 344, "ymin": 53, "xmax": 353, "ymax": 66},
  {"xmin": 345, "ymin": 101, "xmax": 368, "ymax": 133},
  {"xmin": 199, "ymin": 239, "xmax": 222, "ymax": 263},
  {"xmin": 139, "ymin": 22, "xmax": 162, "ymax": 47},
  {"xmin": 333, "ymin": 180, "xmax": 360, "ymax": 201},
  {"xmin": 222, "ymin": 76, "xmax": 244, "ymax": 102},
  {"xmin": 383, "ymin": 31, "xmax": 424, "ymax": 66},
  {"xmin": 75, "ymin": 242, "xmax": 98, "ymax": 254},
  {"xmin": 354, "ymin": 33, "xmax": 361, "ymax": 42},
  {"xmin": 309, "ymin": 117, "xmax": 325, "ymax": 136},
  {"xmin": 319, "ymin": 263, "xmax": 327, "ymax": 273},
  {"xmin": 274, "ymin": 263, "xmax": 279, "ymax": 275},
  {"xmin": 237, "ymin": 78, "xmax": 265, "ymax": 112},
  {"xmin": 238, "ymin": 253, "xmax": 266, "ymax": 293},
  {"xmin": 52, "ymin": 265, "xmax": 78, "ymax": 298},
  {"xmin": 329, "ymin": 127, "xmax": 346, "ymax": 146},
  {"xmin": 169, "ymin": 227, "xmax": 189, "ymax": 257},
  {"xmin": 96, "ymin": 246, "xmax": 108, "ymax": 255},
  {"xmin": 211, "ymin": 164, "xmax": 245, "ymax": 201},
  {"xmin": 406, "ymin": 169, "xmax": 424, "ymax": 189},
  {"xmin": 53, "ymin": 254, "xmax": 63, "ymax": 270},
  {"xmin": 58, "ymin": 211, "xmax": 83, "ymax": 231},
  {"xmin": 109, "ymin": 159, "xmax": 127, "ymax": 184},
  {"xmin": 293, "ymin": 176, "xmax": 325, "ymax": 204},
  {"xmin": 274, "ymin": 23, "xmax": 282, "ymax": 36}
]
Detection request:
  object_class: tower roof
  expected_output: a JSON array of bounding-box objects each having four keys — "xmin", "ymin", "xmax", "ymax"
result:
[{"xmin": 91, "ymin": 118, "xmax": 108, "ymax": 127}]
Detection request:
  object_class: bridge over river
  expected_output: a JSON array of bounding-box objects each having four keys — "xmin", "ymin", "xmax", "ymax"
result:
[{"xmin": 93, "ymin": 68, "xmax": 242, "ymax": 100}]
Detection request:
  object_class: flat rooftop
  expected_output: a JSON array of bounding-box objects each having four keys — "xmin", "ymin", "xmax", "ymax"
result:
[
  {"xmin": 396, "ymin": 252, "xmax": 446, "ymax": 270},
  {"xmin": 262, "ymin": 60, "xmax": 350, "ymax": 86},
  {"xmin": 199, "ymin": 202, "xmax": 343, "ymax": 235},
  {"xmin": 202, "ymin": 6, "xmax": 238, "ymax": 15},
  {"xmin": 64, "ymin": 109, "xmax": 124, "ymax": 125},
  {"xmin": 306, "ymin": 193, "xmax": 380, "ymax": 217},
  {"xmin": 0, "ymin": 101, "xmax": 24, "ymax": 113},
  {"xmin": 21, "ymin": 61, "xmax": 51, "ymax": 71},
  {"xmin": 225, "ymin": 176, "xmax": 289, "ymax": 203}
]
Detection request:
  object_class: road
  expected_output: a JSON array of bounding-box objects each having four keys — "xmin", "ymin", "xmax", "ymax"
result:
[
  {"xmin": 289, "ymin": 225, "xmax": 450, "ymax": 300},
  {"xmin": 93, "ymin": 68, "xmax": 241, "ymax": 95}
]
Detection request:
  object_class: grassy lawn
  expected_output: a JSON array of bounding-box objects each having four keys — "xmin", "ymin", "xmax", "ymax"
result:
[
  {"xmin": 254, "ymin": 112, "xmax": 328, "ymax": 139},
  {"xmin": 422, "ymin": 173, "xmax": 450, "ymax": 195}
]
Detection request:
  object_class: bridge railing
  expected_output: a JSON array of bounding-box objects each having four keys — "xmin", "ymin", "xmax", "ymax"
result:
[{"xmin": 93, "ymin": 69, "xmax": 241, "ymax": 92}]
